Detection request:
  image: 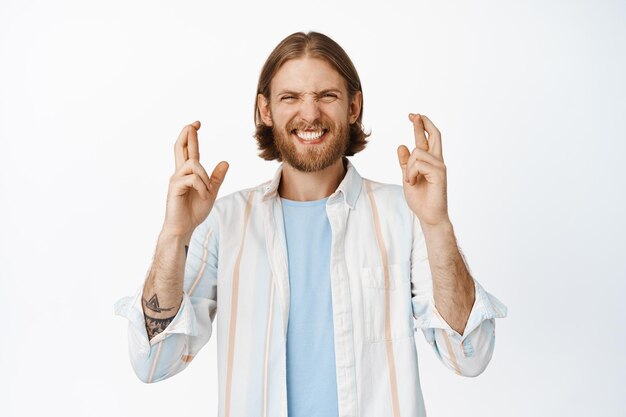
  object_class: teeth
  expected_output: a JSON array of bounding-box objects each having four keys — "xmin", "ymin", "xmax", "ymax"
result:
[{"xmin": 295, "ymin": 130, "xmax": 325, "ymax": 141}]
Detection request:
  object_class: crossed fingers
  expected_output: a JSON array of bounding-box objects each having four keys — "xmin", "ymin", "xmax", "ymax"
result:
[
  {"xmin": 169, "ymin": 121, "xmax": 214, "ymax": 197},
  {"xmin": 410, "ymin": 113, "xmax": 443, "ymax": 159},
  {"xmin": 175, "ymin": 121, "xmax": 201, "ymax": 170},
  {"xmin": 398, "ymin": 113, "xmax": 446, "ymax": 185}
]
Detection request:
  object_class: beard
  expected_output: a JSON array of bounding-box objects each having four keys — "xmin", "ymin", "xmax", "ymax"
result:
[{"xmin": 272, "ymin": 115, "xmax": 350, "ymax": 173}]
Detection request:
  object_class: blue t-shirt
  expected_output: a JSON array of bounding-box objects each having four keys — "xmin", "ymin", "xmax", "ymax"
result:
[{"xmin": 281, "ymin": 196, "xmax": 339, "ymax": 417}]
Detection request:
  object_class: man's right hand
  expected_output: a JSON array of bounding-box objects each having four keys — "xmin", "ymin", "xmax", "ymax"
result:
[{"xmin": 162, "ymin": 121, "xmax": 229, "ymax": 240}]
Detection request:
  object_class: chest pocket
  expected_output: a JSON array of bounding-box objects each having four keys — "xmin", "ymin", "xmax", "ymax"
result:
[{"xmin": 361, "ymin": 261, "xmax": 413, "ymax": 343}]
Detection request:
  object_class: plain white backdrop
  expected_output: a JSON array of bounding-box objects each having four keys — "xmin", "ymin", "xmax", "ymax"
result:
[{"xmin": 1, "ymin": 0, "xmax": 625, "ymax": 416}]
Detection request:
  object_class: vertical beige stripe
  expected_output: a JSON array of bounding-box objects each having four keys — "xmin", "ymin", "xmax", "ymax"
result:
[
  {"xmin": 224, "ymin": 191, "xmax": 255, "ymax": 417},
  {"xmin": 432, "ymin": 305, "xmax": 462, "ymax": 375},
  {"xmin": 365, "ymin": 180, "xmax": 401, "ymax": 417},
  {"xmin": 441, "ymin": 331, "xmax": 462, "ymax": 375},
  {"xmin": 188, "ymin": 228, "xmax": 213, "ymax": 296},
  {"xmin": 262, "ymin": 279, "xmax": 275, "ymax": 417},
  {"xmin": 147, "ymin": 340, "xmax": 164, "ymax": 383}
]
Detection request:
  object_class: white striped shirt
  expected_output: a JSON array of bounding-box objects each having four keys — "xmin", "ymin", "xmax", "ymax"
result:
[{"xmin": 114, "ymin": 158, "xmax": 508, "ymax": 417}]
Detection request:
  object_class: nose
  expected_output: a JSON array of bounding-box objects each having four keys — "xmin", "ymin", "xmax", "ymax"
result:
[{"xmin": 297, "ymin": 95, "xmax": 321, "ymax": 124}]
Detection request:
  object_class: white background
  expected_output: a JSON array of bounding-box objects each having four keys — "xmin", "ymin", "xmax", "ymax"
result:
[{"xmin": 1, "ymin": 0, "xmax": 625, "ymax": 416}]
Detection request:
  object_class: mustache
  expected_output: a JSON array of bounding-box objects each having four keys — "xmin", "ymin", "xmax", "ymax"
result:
[{"xmin": 286, "ymin": 120, "xmax": 330, "ymax": 132}]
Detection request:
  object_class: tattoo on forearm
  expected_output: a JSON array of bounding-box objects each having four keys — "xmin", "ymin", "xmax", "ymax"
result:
[
  {"xmin": 143, "ymin": 294, "xmax": 175, "ymax": 313},
  {"xmin": 145, "ymin": 314, "xmax": 176, "ymax": 340},
  {"xmin": 143, "ymin": 294, "xmax": 178, "ymax": 339},
  {"xmin": 143, "ymin": 294, "xmax": 177, "ymax": 340}
]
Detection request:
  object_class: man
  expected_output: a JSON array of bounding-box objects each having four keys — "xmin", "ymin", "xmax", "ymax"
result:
[{"xmin": 115, "ymin": 31, "xmax": 507, "ymax": 417}]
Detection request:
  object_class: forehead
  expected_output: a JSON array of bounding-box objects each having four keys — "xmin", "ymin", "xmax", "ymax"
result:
[{"xmin": 270, "ymin": 56, "xmax": 347, "ymax": 94}]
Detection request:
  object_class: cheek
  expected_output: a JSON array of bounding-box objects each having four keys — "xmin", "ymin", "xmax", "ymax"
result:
[
  {"xmin": 274, "ymin": 111, "xmax": 297, "ymax": 128},
  {"xmin": 325, "ymin": 105, "xmax": 350, "ymax": 121}
]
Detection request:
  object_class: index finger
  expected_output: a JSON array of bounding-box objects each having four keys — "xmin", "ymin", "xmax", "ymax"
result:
[
  {"xmin": 408, "ymin": 113, "xmax": 428, "ymax": 151},
  {"xmin": 186, "ymin": 121, "xmax": 201, "ymax": 162},
  {"xmin": 174, "ymin": 121, "xmax": 201, "ymax": 170},
  {"xmin": 420, "ymin": 115, "xmax": 443, "ymax": 161}
]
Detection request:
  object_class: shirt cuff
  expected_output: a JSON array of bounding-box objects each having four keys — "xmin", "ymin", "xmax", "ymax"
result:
[
  {"xmin": 414, "ymin": 279, "xmax": 507, "ymax": 342},
  {"xmin": 113, "ymin": 284, "xmax": 199, "ymax": 348}
]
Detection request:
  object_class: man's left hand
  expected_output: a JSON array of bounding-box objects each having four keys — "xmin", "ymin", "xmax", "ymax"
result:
[{"xmin": 397, "ymin": 113, "xmax": 450, "ymax": 227}]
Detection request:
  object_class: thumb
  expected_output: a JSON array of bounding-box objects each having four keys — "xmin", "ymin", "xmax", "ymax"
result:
[
  {"xmin": 209, "ymin": 161, "xmax": 229, "ymax": 194},
  {"xmin": 397, "ymin": 145, "xmax": 410, "ymax": 182}
]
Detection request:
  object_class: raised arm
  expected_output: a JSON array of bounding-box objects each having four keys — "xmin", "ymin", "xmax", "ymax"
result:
[
  {"xmin": 114, "ymin": 121, "xmax": 228, "ymax": 382},
  {"xmin": 399, "ymin": 114, "xmax": 507, "ymax": 376},
  {"xmin": 141, "ymin": 121, "xmax": 227, "ymax": 339}
]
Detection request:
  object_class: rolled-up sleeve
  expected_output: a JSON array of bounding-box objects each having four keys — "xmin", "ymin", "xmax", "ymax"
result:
[
  {"xmin": 409, "ymin": 213, "xmax": 507, "ymax": 377},
  {"xmin": 114, "ymin": 210, "xmax": 220, "ymax": 383}
]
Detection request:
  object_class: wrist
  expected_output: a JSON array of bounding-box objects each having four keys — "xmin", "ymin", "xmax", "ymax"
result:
[
  {"xmin": 419, "ymin": 218, "xmax": 453, "ymax": 236},
  {"xmin": 159, "ymin": 228, "xmax": 192, "ymax": 245}
]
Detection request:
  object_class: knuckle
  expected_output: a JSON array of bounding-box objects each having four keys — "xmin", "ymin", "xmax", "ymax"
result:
[
  {"xmin": 194, "ymin": 160, "xmax": 205, "ymax": 171},
  {"xmin": 411, "ymin": 148, "xmax": 424, "ymax": 157},
  {"xmin": 192, "ymin": 161, "xmax": 207, "ymax": 176}
]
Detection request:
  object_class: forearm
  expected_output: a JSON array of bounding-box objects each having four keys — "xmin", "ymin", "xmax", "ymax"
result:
[
  {"xmin": 421, "ymin": 220, "xmax": 475, "ymax": 335},
  {"xmin": 142, "ymin": 230, "xmax": 190, "ymax": 341}
]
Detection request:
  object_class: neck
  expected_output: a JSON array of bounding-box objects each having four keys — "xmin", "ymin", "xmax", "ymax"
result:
[{"xmin": 278, "ymin": 158, "xmax": 347, "ymax": 201}]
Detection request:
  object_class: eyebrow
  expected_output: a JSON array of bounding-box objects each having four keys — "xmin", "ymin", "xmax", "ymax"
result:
[{"xmin": 275, "ymin": 88, "xmax": 343, "ymax": 97}]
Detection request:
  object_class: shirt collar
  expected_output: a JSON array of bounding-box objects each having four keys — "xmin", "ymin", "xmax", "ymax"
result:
[{"xmin": 261, "ymin": 157, "xmax": 363, "ymax": 209}]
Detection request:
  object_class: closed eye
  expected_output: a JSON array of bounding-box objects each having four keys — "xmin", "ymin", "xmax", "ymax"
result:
[{"xmin": 320, "ymin": 93, "xmax": 338, "ymax": 102}]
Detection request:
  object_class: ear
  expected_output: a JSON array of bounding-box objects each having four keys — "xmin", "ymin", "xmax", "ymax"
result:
[
  {"xmin": 257, "ymin": 93, "xmax": 273, "ymax": 126},
  {"xmin": 348, "ymin": 91, "xmax": 362, "ymax": 124}
]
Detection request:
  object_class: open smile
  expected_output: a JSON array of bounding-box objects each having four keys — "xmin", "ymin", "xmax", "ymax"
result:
[{"xmin": 291, "ymin": 129, "xmax": 329, "ymax": 145}]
